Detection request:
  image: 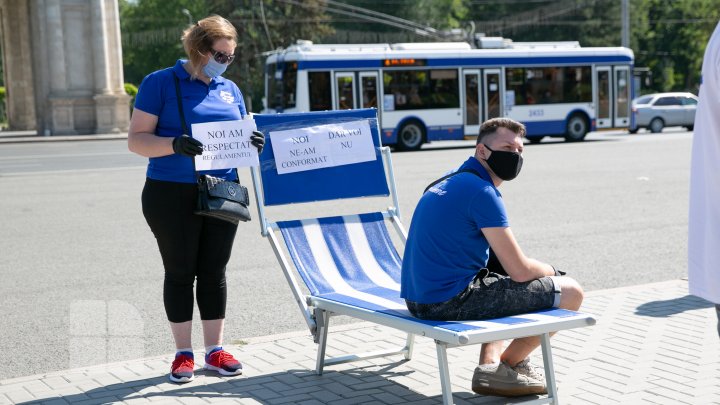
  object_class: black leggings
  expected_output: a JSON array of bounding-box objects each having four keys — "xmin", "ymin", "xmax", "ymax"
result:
[{"xmin": 142, "ymin": 178, "xmax": 238, "ymax": 323}]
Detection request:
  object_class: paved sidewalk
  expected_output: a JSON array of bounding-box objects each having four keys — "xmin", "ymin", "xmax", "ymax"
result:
[{"xmin": 0, "ymin": 279, "xmax": 717, "ymax": 405}]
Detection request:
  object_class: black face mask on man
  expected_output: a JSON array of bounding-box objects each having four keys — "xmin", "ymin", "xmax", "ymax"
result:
[{"xmin": 483, "ymin": 144, "xmax": 523, "ymax": 181}]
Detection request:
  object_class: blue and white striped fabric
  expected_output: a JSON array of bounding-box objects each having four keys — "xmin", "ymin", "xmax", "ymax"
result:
[{"xmin": 277, "ymin": 212, "xmax": 580, "ymax": 335}]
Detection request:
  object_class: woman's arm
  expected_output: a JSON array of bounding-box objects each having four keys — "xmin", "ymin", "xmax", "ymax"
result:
[{"xmin": 127, "ymin": 109, "xmax": 174, "ymax": 158}]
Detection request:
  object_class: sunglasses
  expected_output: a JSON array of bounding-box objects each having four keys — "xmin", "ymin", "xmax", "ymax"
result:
[{"xmin": 211, "ymin": 50, "xmax": 235, "ymax": 65}]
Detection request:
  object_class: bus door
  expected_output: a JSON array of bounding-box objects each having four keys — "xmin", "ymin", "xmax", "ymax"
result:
[
  {"xmin": 595, "ymin": 67, "xmax": 613, "ymax": 128},
  {"xmin": 359, "ymin": 71, "xmax": 381, "ymax": 122},
  {"xmin": 613, "ymin": 66, "xmax": 630, "ymax": 127},
  {"xmin": 463, "ymin": 70, "xmax": 481, "ymax": 137},
  {"xmin": 334, "ymin": 72, "xmax": 356, "ymax": 110},
  {"xmin": 483, "ymin": 69, "xmax": 503, "ymax": 120}
]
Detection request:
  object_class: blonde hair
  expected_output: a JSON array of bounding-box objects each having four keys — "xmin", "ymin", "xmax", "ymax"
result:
[{"xmin": 181, "ymin": 15, "xmax": 238, "ymax": 79}]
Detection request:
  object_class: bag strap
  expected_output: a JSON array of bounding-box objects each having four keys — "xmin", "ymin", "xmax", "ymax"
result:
[
  {"xmin": 172, "ymin": 72, "xmax": 199, "ymax": 182},
  {"xmin": 423, "ymin": 168, "xmax": 484, "ymax": 194},
  {"xmin": 172, "ymin": 71, "xmax": 239, "ymax": 183}
]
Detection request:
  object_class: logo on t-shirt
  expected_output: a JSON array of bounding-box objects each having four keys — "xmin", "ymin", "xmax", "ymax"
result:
[
  {"xmin": 219, "ymin": 91, "xmax": 234, "ymax": 104},
  {"xmin": 428, "ymin": 182, "xmax": 447, "ymax": 196}
]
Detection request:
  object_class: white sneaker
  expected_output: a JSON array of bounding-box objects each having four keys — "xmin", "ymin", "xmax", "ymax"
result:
[
  {"xmin": 511, "ymin": 358, "xmax": 546, "ymax": 384},
  {"xmin": 472, "ymin": 362, "xmax": 546, "ymax": 397}
]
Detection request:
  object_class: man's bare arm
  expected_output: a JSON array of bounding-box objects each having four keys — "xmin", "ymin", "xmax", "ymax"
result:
[{"xmin": 481, "ymin": 226, "xmax": 554, "ymax": 282}]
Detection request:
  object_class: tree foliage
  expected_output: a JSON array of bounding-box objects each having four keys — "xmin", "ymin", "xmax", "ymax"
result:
[
  {"xmin": 210, "ymin": 0, "xmax": 334, "ymax": 109},
  {"xmin": 119, "ymin": 0, "xmax": 333, "ymax": 111},
  {"xmin": 632, "ymin": 0, "xmax": 719, "ymax": 93},
  {"xmin": 462, "ymin": 0, "xmax": 719, "ymax": 93},
  {"xmin": 119, "ymin": 0, "xmax": 209, "ymax": 86},
  {"xmin": 119, "ymin": 0, "xmax": 720, "ymax": 107}
]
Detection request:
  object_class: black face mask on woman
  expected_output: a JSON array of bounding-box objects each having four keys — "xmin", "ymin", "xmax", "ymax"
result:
[{"xmin": 483, "ymin": 144, "xmax": 523, "ymax": 181}]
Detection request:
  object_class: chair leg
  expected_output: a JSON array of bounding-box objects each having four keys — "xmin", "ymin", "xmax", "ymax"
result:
[
  {"xmin": 404, "ymin": 333, "xmax": 415, "ymax": 360},
  {"xmin": 540, "ymin": 333, "xmax": 559, "ymax": 405},
  {"xmin": 435, "ymin": 340, "xmax": 454, "ymax": 405},
  {"xmin": 315, "ymin": 310, "xmax": 330, "ymax": 375}
]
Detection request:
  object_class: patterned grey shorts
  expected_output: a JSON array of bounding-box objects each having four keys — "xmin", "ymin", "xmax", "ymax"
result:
[{"xmin": 406, "ymin": 269, "xmax": 561, "ymax": 321}]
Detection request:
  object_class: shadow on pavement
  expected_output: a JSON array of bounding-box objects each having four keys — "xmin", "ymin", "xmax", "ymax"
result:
[
  {"xmin": 634, "ymin": 294, "xmax": 715, "ymax": 317},
  {"xmin": 16, "ymin": 364, "xmax": 544, "ymax": 405}
]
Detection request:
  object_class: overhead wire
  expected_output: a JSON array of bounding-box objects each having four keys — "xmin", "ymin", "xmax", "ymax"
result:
[{"xmin": 274, "ymin": 0, "xmax": 444, "ymax": 39}]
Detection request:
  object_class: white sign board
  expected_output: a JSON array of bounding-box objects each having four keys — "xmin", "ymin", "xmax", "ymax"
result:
[
  {"xmin": 191, "ymin": 119, "xmax": 259, "ymax": 170},
  {"xmin": 270, "ymin": 119, "xmax": 376, "ymax": 175},
  {"xmin": 383, "ymin": 95, "xmax": 395, "ymax": 111},
  {"xmin": 505, "ymin": 90, "xmax": 515, "ymax": 107}
]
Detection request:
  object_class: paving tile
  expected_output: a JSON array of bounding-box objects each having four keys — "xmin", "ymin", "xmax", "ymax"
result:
[
  {"xmin": 40, "ymin": 399, "xmax": 70, "ymax": 405},
  {"xmin": 6, "ymin": 389, "xmax": 35, "ymax": 403},
  {"xmin": 3, "ymin": 280, "xmax": 720, "ymax": 405}
]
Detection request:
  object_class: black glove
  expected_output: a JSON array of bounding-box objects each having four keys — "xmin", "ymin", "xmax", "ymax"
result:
[
  {"xmin": 250, "ymin": 130, "xmax": 265, "ymax": 154},
  {"xmin": 551, "ymin": 265, "xmax": 566, "ymax": 277},
  {"xmin": 172, "ymin": 134, "xmax": 203, "ymax": 157}
]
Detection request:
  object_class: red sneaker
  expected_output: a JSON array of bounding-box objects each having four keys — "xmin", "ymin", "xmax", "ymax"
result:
[
  {"xmin": 169, "ymin": 352, "xmax": 194, "ymax": 383},
  {"xmin": 204, "ymin": 348, "xmax": 242, "ymax": 376}
]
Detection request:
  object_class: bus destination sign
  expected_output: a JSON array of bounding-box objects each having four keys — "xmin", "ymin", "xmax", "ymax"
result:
[{"xmin": 383, "ymin": 58, "xmax": 427, "ymax": 67}]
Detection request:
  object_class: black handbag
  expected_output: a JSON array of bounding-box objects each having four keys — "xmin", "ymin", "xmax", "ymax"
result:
[{"xmin": 173, "ymin": 73, "xmax": 251, "ymax": 224}]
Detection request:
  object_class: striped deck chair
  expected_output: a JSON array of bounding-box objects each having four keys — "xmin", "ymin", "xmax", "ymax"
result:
[{"xmin": 251, "ymin": 109, "xmax": 595, "ymax": 405}]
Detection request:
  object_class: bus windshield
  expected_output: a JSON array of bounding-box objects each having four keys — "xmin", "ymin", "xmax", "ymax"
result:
[{"xmin": 266, "ymin": 62, "xmax": 298, "ymax": 111}]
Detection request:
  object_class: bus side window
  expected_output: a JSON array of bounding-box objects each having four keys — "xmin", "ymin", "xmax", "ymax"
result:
[{"xmin": 309, "ymin": 71, "xmax": 332, "ymax": 111}]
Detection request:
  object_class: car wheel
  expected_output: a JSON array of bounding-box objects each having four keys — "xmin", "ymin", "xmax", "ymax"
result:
[
  {"xmin": 649, "ymin": 118, "xmax": 664, "ymax": 133},
  {"xmin": 565, "ymin": 114, "xmax": 588, "ymax": 142},
  {"xmin": 686, "ymin": 125, "xmax": 694, "ymax": 132},
  {"xmin": 396, "ymin": 120, "xmax": 425, "ymax": 151}
]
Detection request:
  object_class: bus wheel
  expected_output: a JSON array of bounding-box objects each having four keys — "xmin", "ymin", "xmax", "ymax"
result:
[
  {"xmin": 527, "ymin": 136, "xmax": 544, "ymax": 144},
  {"xmin": 649, "ymin": 118, "xmax": 664, "ymax": 133},
  {"xmin": 396, "ymin": 120, "xmax": 425, "ymax": 151},
  {"xmin": 565, "ymin": 114, "xmax": 588, "ymax": 142}
]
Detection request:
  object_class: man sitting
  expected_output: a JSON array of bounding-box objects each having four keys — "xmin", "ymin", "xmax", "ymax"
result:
[{"xmin": 400, "ymin": 117, "xmax": 584, "ymax": 397}]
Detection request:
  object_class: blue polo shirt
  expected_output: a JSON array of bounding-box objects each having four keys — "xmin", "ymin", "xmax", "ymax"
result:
[
  {"xmin": 400, "ymin": 157, "xmax": 509, "ymax": 304},
  {"xmin": 134, "ymin": 59, "xmax": 248, "ymax": 183}
]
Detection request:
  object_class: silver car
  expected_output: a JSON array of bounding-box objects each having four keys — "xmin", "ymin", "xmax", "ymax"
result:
[{"xmin": 629, "ymin": 92, "xmax": 698, "ymax": 133}]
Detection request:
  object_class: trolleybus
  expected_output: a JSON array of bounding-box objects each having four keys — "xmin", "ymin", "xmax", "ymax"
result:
[{"xmin": 263, "ymin": 38, "xmax": 633, "ymax": 149}]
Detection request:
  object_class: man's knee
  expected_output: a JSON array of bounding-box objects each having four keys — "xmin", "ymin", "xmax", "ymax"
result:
[{"xmin": 554, "ymin": 276, "xmax": 584, "ymax": 310}]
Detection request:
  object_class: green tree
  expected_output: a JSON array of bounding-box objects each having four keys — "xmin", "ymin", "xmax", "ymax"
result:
[
  {"xmin": 120, "ymin": 0, "xmax": 210, "ymax": 86},
  {"xmin": 119, "ymin": 0, "xmax": 720, "ymax": 104},
  {"xmin": 120, "ymin": 0, "xmax": 333, "ymax": 111},
  {"xmin": 465, "ymin": 0, "xmax": 720, "ymax": 93},
  {"xmin": 327, "ymin": 0, "xmax": 466, "ymax": 42},
  {"xmin": 207, "ymin": 0, "xmax": 334, "ymax": 110},
  {"xmin": 632, "ymin": 0, "xmax": 719, "ymax": 93}
]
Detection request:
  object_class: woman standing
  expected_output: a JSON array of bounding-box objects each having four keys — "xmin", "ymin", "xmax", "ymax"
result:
[{"xmin": 128, "ymin": 15, "xmax": 264, "ymax": 383}]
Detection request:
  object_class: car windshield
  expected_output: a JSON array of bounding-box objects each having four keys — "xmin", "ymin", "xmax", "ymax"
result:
[{"xmin": 633, "ymin": 95, "xmax": 653, "ymax": 105}]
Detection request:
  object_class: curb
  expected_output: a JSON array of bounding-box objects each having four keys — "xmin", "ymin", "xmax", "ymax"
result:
[{"xmin": 0, "ymin": 133, "xmax": 127, "ymax": 144}]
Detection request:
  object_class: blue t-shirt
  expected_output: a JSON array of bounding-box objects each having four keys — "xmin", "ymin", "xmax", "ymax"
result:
[
  {"xmin": 134, "ymin": 59, "xmax": 248, "ymax": 183},
  {"xmin": 400, "ymin": 157, "xmax": 509, "ymax": 304}
]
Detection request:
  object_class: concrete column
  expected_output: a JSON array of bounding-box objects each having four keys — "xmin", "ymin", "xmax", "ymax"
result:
[
  {"xmin": 44, "ymin": 0, "xmax": 77, "ymax": 135},
  {"xmin": 0, "ymin": 0, "xmax": 37, "ymax": 130},
  {"xmin": 90, "ymin": 0, "xmax": 111, "ymax": 94},
  {"xmin": 45, "ymin": 0, "xmax": 67, "ymax": 93},
  {"xmin": 105, "ymin": 0, "xmax": 126, "ymax": 94},
  {"xmin": 93, "ymin": 0, "xmax": 129, "ymax": 133}
]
